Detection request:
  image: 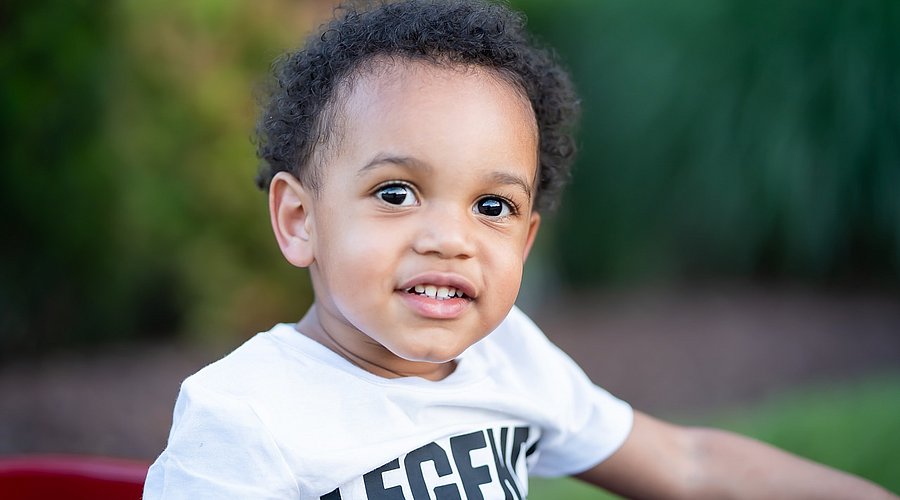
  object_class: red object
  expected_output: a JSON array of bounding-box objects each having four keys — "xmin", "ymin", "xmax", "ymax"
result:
[{"xmin": 0, "ymin": 455, "xmax": 149, "ymax": 500}]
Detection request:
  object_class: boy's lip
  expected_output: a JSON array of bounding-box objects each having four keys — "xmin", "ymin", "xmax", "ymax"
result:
[{"xmin": 398, "ymin": 272, "xmax": 478, "ymax": 299}]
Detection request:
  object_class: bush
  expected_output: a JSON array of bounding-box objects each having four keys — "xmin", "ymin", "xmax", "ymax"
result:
[
  {"xmin": 0, "ymin": 0, "xmax": 317, "ymax": 357},
  {"xmin": 516, "ymin": 0, "xmax": 900, "ymax": 287}
]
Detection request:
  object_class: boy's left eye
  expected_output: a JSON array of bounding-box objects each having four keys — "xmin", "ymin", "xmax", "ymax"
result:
[
  {"xmin": 475, "ymin": 197, "xmax": 513, "ymax": 218},
  {"xmin": 376, "ymin": 184, "xmax": 418, "ymax": 206}
]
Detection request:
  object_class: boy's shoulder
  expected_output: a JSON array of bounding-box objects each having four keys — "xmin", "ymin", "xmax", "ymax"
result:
[{"xmin": 181, "ymin": 323, "xmax": 325, "ymax": 399}]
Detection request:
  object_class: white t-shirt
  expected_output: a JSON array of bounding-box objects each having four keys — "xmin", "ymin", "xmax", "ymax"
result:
[{"xmin": 144, "ymin": 306, "xmax": 632, "ymax": 499}]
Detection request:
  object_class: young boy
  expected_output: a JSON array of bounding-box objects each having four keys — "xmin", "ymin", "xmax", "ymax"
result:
[{"xmin": 144, "ymin": 1, "xmax": 896, "ymax": 498}]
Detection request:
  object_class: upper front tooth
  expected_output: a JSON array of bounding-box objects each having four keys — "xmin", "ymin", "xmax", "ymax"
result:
[
  {"xmin": 437, "ymin": 287, "xmax": 450, "ymax": 299},
  {"xmin": 424, "ymin": 285, "xmax": 437, "ymax": 298}
]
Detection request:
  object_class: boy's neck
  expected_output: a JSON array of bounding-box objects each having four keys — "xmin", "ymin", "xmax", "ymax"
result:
[{"xmin": 295, "ymin": 304, "xmax": 458, "ymax": 382}]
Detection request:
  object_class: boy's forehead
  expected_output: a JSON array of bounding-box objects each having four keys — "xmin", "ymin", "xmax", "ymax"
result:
[
  {"xmin": 320, "ymin": 59, "xmax": 537, "ymax": 163},
  {"xmin": 316, "ymin": 57, "xmax": 540, "ymax": 188},
  {"xmin": 338, "ymin": 58, "xmax": 535, "ymax": 130}
]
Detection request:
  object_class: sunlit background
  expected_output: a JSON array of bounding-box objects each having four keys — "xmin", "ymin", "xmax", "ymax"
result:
[{"xmin": 2, "ymin": 0, "xmax": 898, "ymax": 496}]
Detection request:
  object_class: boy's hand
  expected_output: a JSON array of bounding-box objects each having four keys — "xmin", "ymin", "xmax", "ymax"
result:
[{"xmin": 575, "ymin": 411, "xmax": 897, "ymax": 499}]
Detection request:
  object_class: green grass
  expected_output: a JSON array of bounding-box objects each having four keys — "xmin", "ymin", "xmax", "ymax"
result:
[{"xmin": 528, "ymin": 373, "xmax": 900, "ymax": 498}]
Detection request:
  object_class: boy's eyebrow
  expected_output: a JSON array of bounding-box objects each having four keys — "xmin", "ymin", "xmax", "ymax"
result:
[
  {"xmin": 488, "ymin": 171, "xmax": 533, "ymax": 201},
  {"xmin": 358, "ymin": 153, "xmax": 533, "ymax": 201},
  {"xmin": 358, "ymin": 154, "xmax": 433, "ymax": 175}
]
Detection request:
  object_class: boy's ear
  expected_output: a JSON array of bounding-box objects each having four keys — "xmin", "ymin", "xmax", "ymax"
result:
[
  {"xmin": 522, "ymin": 211, "xmax": 541, "ymax": 262},
  {"xmin": 269, "ymin": 171, "xmax": 315, "ymax": 268}
]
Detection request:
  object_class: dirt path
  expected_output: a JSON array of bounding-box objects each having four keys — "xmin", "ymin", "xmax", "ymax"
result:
[
  {"xmin": 530, "ymin": 287, "xmax": 900, "ymax": 414},
  {"xmin": 1, "ymin": 286, "xmax": 898, "ymax": 460}
]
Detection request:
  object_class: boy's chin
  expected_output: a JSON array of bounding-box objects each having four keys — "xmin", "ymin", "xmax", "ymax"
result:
[{"xmin": 390, "ymin": 344, "xmax": 465, "ymax": 366}]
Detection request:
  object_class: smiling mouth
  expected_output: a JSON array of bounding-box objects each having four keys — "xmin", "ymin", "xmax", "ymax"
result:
[{"xmin": 405, "ymin": 284, "xmax": 469, "ymax": 300}]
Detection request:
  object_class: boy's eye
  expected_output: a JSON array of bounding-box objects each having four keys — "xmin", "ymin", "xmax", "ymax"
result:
[
  {"xmin": 475, "ymin": 197, "xmax": 513, "ymax": 218},
  {"xmin": 376, "ymin": 184, "xmax": 418, "ymax": 206}
]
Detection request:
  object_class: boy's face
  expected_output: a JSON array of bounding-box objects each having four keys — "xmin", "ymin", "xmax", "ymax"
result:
[{"xmin": 273, "ymin": 61, "xmax": 541, "ymax": 379}]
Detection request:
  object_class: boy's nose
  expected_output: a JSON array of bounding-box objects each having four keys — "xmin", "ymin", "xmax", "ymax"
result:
[{"xmin": 411, "ymin": 207, "xmax": 476, "ymax": 259}]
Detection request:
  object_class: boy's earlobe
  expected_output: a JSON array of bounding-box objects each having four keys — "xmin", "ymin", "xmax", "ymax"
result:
[{"xmin": 269, "ymin": 172, "xmax": 315, "ymax": 268}]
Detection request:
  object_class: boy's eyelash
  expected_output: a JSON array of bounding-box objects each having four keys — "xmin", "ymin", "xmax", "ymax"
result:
[
  {"xmin": 372, "ymin": 180, "xmax": 416, "ymax": 193},
  {"xmin": 491, "ymin": 194, "xmax": 521, "ymax": 215}
]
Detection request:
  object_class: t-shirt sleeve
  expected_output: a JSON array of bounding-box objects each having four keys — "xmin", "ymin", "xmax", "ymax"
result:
[
  {"xmin": 143, "ymin": 379, "xmax": 299, "ymax": 499},
  {"xmin": 505, "ymin": 307, "xmax": 634, "ymax": 478}
]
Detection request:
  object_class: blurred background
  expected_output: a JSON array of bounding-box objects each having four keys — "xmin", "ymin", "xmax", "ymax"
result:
[{"xmin": 2, "ymin": 0, "xmax": 898, "ymax": 496}]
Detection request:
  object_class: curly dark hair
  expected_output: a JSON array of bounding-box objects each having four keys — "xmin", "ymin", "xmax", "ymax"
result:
[{"xmin": 255, "ymin": 0, "xmax": 579, "ymax": 212}]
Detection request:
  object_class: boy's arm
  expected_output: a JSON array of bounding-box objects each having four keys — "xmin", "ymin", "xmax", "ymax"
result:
[
  {"xmin": 143, "ymin": 381, "xmax": 300, "ymax": 499},
  {"xmin": 575, "ymin": 411, "xmax": 897, "ymax": 499}
]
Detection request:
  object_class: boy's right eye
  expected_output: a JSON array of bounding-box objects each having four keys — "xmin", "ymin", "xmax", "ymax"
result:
[{"xmin": 376, "ymin": 183, "xmax": 418, "ymax": 206}]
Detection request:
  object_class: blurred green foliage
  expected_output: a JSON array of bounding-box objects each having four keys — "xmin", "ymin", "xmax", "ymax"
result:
[
  {"xmin": 1, "ymin": 0, "xmax": 319, "ymax": 357},
  {"xmin": 2, "ymin": 0, "xmax": 898, "ymax": 354},
  {"xmin": 516, "ymin": 0, "xmax": 900, "ymax": 287},
  {"xmin": 2, "ymin": 1, "xmax": 123, "ymax": 356}
]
